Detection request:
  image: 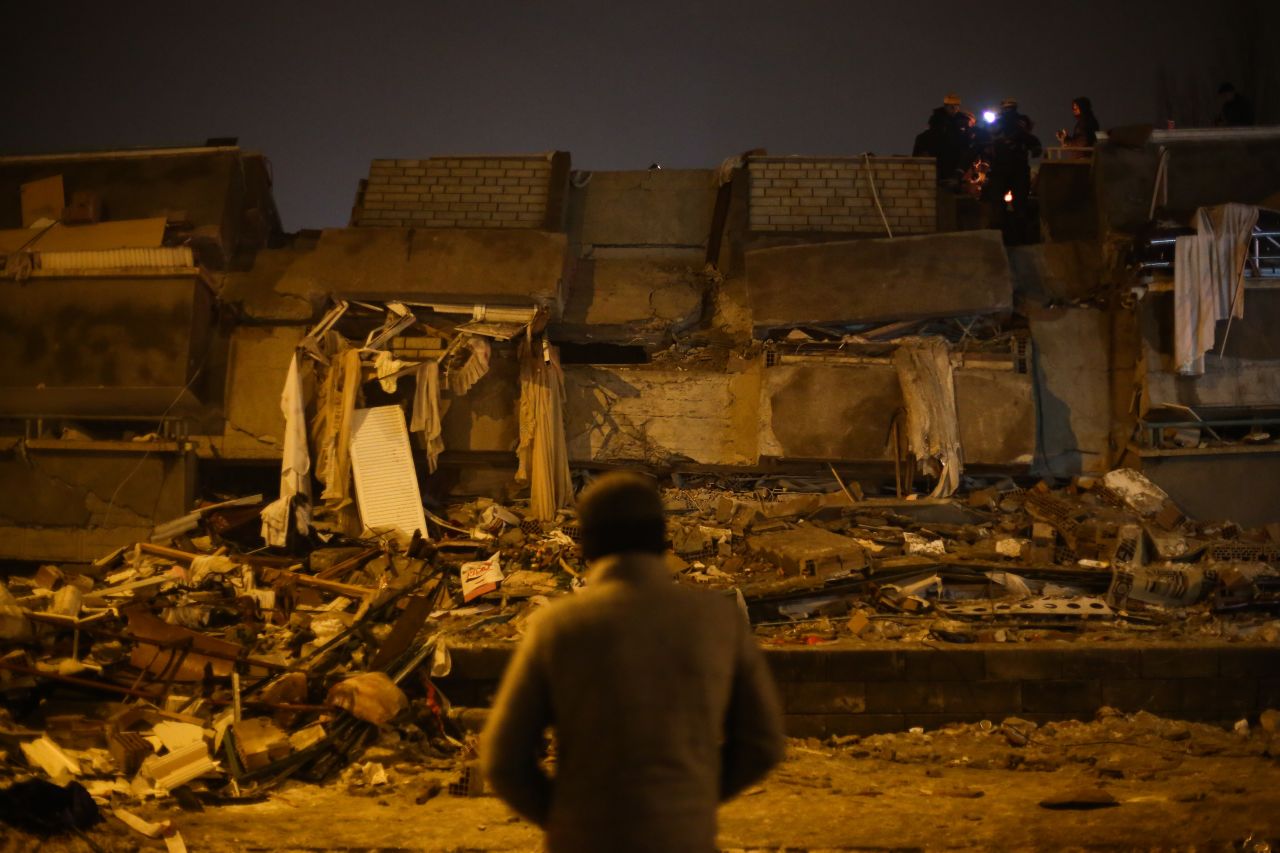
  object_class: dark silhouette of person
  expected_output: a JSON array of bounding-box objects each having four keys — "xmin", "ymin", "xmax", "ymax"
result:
[
  {"xmin": 914, "ymin": 92, "xmax": 976, "ymax": 183},
  {"xmin": 1056, "ymin": 96, "xmax": 1100, "ymax": 151},
  {"xmin": 1216, "ymin": 82, "xmax": 1255, "ymax": 127},
  {"xmin": 481, "ymin": 472, "xmax": 785, "ymax": 852},
  {"xmin": 984, "ymin": 97, "xmax": 1042, "ymax": 239}
]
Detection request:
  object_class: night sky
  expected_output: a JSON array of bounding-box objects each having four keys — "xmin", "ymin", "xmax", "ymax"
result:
[{"xmin": 6, "ymin": 1, "xmax": 1273, "ymax": 230}]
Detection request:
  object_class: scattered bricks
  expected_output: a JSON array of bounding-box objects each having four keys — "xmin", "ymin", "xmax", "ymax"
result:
[
  {"xmin": 1100, "ymin": 679, "xmax": 1182, "ymax": 713},
  {"xmin": 1020, "ymin": 680, "xmax": 1101, "ymax": 714},
  {"xmin": 110, "ymin": 731, "xmax": 154, "ymax": 776},
  {"xmin": 784, "ymin": 681, "xmax": 867, "ymax": 714},
  {"xmin": 1141, "ymin": 647, "xmax": 1218, "ymax": 679}
]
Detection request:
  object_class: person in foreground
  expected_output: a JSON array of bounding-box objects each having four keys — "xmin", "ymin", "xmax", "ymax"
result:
[{"xmin": 481, "ymin": 472, "xmax": 786, "ymax": 852}]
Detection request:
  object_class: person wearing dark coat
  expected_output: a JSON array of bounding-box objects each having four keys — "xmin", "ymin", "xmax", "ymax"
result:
[
  {"xmin": 914, "ymin": 93, "xmax": 974, "ymax": 183},
  {"xmin": 1056, "ymin": 96, "xmax": 1100, "ymax": 150},
  {"xmin": 481, "ymin": 472, "xmax": 786, "ymax": 853},
  {"xmin": 1216, "ymin": 82, "xmax": 1255, "ymax": 127},
  {"xmin": 984, "ymin": 97, "xmax": 1042, "ymax": 238}
]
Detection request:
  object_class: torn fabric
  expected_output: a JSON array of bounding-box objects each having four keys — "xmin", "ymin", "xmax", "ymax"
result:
[
  {"xmin": 313, "ymin": 345, "xmax": 362, "ymax": 506},
  {"xmin": 894, "ymin": 337, "xmax": 963, "ymax": 498},
  {"xmin": 410, "ymin": 360, "xmax": 445, "ymax": 473},
  {"xmin": 1173, "ymin": 203, "xmax": 1259, "ymax": 375},
  {"xmin": 260, "ymin": 352, "xmax": 312, "ymax": 546},
  {"xmin": 446, "ymin": 335, "xmax": 491, "ymax": 396},
  {"xmin": 516, "ymin": 337, "xmax": 574, "ymax": 521},
  {"xmin": 374, "ymin": 350, "xmax": 409, "ymax": 393}
]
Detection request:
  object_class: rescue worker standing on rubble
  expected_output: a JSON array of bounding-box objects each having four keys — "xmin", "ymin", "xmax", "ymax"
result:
[
  {"xmin": 913, "ymin": 92, "xmax": 975, "ymax": 184},
  {"xmin": 984, "ymin": 97, "xmax": 1042, "ymax": 240},
  {"xmin": 481, "ymin": 472, "xmax": 786, "ymax": 852}
]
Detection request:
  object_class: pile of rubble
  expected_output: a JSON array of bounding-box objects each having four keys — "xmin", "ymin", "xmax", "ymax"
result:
[{"xmin": 2, "ymin": 463, "xmax": 1279, "ymax": 839}]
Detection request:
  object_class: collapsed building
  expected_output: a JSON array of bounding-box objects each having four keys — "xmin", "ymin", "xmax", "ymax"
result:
[{"xmin": 1, "ymin": 128, "xmax": 1279, "ymax": 833}]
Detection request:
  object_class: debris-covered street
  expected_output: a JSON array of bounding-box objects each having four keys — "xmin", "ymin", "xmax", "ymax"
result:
[{"xmin": 4, "ymin": 6, "xmax": 1280, "ymax": 848}]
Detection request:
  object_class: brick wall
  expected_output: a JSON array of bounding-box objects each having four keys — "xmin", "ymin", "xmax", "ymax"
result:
[
  {"xmin": 748, "ymin": 155, "xmax": 936, "ymax": 235},
  {"xmin": 437, "ymin": 642, "xmax": 1280, "ymax": 734},
  {"xmin": 353, "ymin": 152, "xmax": 568, "ymax": 229}
]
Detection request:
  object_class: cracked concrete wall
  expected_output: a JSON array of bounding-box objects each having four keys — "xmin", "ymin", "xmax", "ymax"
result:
[
  {"xmin": 759, "ymin": 362, "xmax": 1036, "ymax": 465},
  {"xmin": 570, "ymin": 169, "xmax": 718, "ymax": 248},
  {"xmin": 0, "ymin": 449, "xmax": 194, "ymax": 561},
  {"xmin": 562, "ymin": 359, "xmax": 762, "ymax": 466},
  {"xmin": 1095, "ymin": 136, "xmax": 1280, "ymax": 235},
  {"xmin": 1140, "ymin": 290, "xmax": 1280, "ymax": 409},
  {"xmin": 551, "ymin": 248, "xmax": 706, "ymax": 346},
  {"xmin": 1030, "ymin": 306, "xmax": 1112, "ymax": 476},
  {"xmin": 0, "ymin": 275, "xmax": 216, "ymax": 418},
  {"xmin": 220, "ymin": 227, "xmax": 570, "ymax": 320},
  {"xmin": 201, "ymin": 325, "xmax": 305, "ymax": 460},
  {"xmin": 745, "ymin": 230, "xmax": 1013, "ymax": 330},
  {"xmin": 440, "ymin": 347, "xmax": 520, "ymax": 453}
]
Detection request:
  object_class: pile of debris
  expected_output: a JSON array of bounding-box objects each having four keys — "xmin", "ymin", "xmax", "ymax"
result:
[{"xmin": 2, "ymin": 461, "xmax": 1278, "ymax": 836}]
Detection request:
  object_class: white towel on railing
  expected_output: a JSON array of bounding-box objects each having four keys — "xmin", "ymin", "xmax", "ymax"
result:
[{"xmin": 1173, "ymin": 203, "xmax": 1258, "ymax": 375}]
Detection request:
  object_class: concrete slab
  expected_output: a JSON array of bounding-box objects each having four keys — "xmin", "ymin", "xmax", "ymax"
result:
[
  {"xmin": 551, "ymin": 249, "xmax": 705, "ymax": 346},
  {"xmin": 758, "ymin": 362, "xmax": 1035, "ymax": 465},
  {"xmin": 1025, "ymin": 306, "xmax": 1114, "ymax": 477},
  {"xmin": 0, "ymin": 449, "xmax": 194, "ymax": 561},
  {"xmin": 745, "ymin": 230, "xmax": 1013, "ymax": 329},
  {"xmin": 1095, "ymin": 134, "xmax": 1280, "ymax": 234},
  {"xmin": 223, "ymin": 227, "xmax": 570, "ymax": 313},
  {"xmin": 0, "ymin": 275, "xmax": 215, "ymax": 417},
  {"xmin": 562, "ymin": 360, "xmax": 761, "ymax": 466},
  {"xmin": 1008, "ymin": 241, "xmax": 1102, "ymax": 303}
]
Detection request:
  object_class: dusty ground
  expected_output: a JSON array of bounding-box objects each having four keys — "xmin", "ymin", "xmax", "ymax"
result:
[{"xmin": 6, "ymin": 712, "xmax": 1279, "ymax": 852}]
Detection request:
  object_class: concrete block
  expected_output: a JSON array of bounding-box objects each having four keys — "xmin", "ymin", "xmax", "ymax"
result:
[
  {"xmin": 573, "ymin": 169, "xmax": 718, "ymax": 247},
  {"xmin": 1179, "ymin": 678, "xmax": 1258, "ymax": 715},
  {"xmin": 864, "ymin": 681, "xmax": 943, "ymax": 714},
  {"xmin": 823, "ymin": 650, "xmax": 905, "ymax": 682},
  {"xmin": 562, "ymin": 361, "xmax": 761, "ymax": 467},
  {"xmin": 1057, "ymin": 648, "xmax": 1143, "ymax": 680},
  {"xmin": 1020, "ymin": 679, "xmax": 1101, "ymax": 714},
  {"xmin": 1218, "ymin": 646, "xmax": 1280, "ymax": 679},
  {"xmin": 902, "ymin": 649, "xmax": 985, "ymax": 681},
  {"xmin": 1099, "ymin": 678, "xmax": 1183, "ymax": 713},
  {"xmin": 937, "ymin": 682, "xmax": 1022, "ymax": 715},
  {"xmin": 764, "ymin": 649, "xmax": 827, "ymax": 681},
  {"xmin": 784, "ymin": 681, "xmax": 867, "ymax": 714},
  {"xmin": 1141, "ymin": 647, "xmax": 1219, "ymax": 679},
  {"xmin": 984, "ymin": 648, "xmax": 1067, "ymax": 681}
]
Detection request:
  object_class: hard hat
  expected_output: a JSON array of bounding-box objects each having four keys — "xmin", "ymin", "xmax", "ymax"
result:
[
  {"xmin": 1000, "ymin": 97, "xmax": 1018, "ymax": 109},
  {"xmin": 943, "ymin": 93, "xmax": 961, "ymax": 106}
]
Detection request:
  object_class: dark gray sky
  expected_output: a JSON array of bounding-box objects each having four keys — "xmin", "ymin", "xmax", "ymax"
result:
[{"xmin": 6, "ymin": 0, "xmax": 1272, "ymax": 230}]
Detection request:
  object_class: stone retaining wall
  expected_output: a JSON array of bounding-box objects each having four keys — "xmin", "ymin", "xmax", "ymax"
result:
[{"xmin": 436, "ymin": 642, "xmax": 1280, "ymax": 735}]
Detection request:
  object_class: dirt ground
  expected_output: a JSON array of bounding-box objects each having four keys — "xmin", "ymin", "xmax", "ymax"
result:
[{"xmin": 6, "ymin": 711, "xmax": 1279, "ymax": 852}]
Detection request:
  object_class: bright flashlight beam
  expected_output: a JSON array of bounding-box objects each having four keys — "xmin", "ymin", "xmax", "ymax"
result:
[{"xmin": 983, "ymin": 110, "xmax": 997, "ymax": 124}]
